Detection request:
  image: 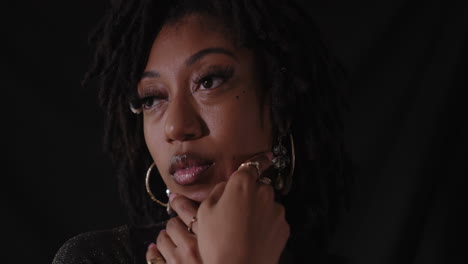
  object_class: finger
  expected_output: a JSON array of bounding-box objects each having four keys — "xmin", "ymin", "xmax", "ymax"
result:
[
  {"xmin": 249, "ymin": 151, "xmax": 273, "ymax": 175},
  {"xmin": 228, "ymin": 152, "xmax": 273, "ymax": 194},
  {"xmin": 166, "ymin": 216, "xmax": 197, "ymax": 247},
  {"xmin": 169, "ymin": 195, "xmax": 199, "ymax": 234},
  {"xmin": 235, "ymin": 151, "xmax": 273, "ymax": 181},
  {"xmin": 203, "ymin": 181, "xmax": 227, "ymax": 207},
  {"xmin": 166, "ymin": 217, "xmax": 201, "ymax": 261},
  {"xmin": 156, "ymin": 230, "xmax": 176, "ymax": 261},
  {"xmin": 256, "ymin": 181, "xmax": 275, "ymax": 203},
  {"xmin": 146, "ymin": 243, "xmax": 166, "ymax": 264}
]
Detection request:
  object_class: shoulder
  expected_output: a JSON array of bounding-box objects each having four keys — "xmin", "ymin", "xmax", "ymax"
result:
[{"xmin": 52, "ymin": 225, "xmax": 132, "ymax": 264}]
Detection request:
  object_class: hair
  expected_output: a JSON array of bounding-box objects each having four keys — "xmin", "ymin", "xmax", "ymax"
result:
[{"xmin": 84, "ymin": 0, "xmax": 349, "ymax": 261}]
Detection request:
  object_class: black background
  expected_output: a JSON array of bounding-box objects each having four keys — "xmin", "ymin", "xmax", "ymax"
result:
[{"xmin": 3, "ymin": 1, "xmax": 467, "ymax": 263}]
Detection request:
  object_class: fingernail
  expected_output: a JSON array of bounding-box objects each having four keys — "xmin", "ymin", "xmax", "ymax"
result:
[
  {"xmin": 169, "ymin": 193, "xmax": 177, "ymax": 202},
  {"xmin": 148, "ymin": 243, "xmax": 156, "ymax": 250}
]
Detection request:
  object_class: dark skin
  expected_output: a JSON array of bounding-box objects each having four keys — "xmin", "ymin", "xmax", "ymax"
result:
[{"xmin": 141, "ymin": 15, "xmax": 289, "ymax": 264}]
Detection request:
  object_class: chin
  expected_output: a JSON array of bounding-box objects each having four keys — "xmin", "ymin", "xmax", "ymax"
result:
[{"xmin": 177, "ymin": 185, "xmax": 214, "ymax": 203}]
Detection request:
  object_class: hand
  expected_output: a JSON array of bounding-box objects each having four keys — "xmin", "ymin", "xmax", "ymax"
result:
[
  {"xmin": 146, "ymin": 196, "xmax": 202, "ymax": 264},
  {"xmin": 196, "ymin": 152, "xmax": 290, "ymax": 264}
]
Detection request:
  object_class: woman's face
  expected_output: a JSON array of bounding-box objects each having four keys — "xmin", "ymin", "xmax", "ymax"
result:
[{"xmin": 138, "ymin": 15, "xmax": 273, "ymax": 202}]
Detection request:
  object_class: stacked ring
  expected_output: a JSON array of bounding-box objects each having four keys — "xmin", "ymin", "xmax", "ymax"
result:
[
  {"xmin": 238, "ymin": 161, "xmax": 261, "ymax": 176},
  {"xmin": 188, "ymin": 216, "xmax": 197, "ymax": 234},
  {"xmin": 258, "ymin": 177, "xmax": 272, "ymax": 185}
]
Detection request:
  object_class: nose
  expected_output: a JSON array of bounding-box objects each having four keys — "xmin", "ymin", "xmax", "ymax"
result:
[{"xmin": 164, "ymin": 95, "xmax": 205, "ymax": 142}]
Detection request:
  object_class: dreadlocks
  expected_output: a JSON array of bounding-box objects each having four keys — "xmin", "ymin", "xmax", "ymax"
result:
[{"xmin": 84, "ymin": 0, "xmax": 348, "ymax": 261}]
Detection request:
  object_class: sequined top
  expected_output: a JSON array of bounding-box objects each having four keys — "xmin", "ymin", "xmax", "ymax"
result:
[
  {"xmin": 52, "ymin": 224, "xmax": 165, "ymax": 264},
  {"xmin": 52, "ymin": 223, "xmax": 298, "ymax": 264}
]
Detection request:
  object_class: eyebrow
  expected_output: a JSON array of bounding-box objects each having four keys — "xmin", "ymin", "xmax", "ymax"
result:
[
  {"xmin": 140, "ymin": 71, "xmax": 160, "ymax": 79},
  {"xmin": 139, "ymin": 47, "xmax": 236, "ymax": 81},
  {"xmin": 185, "ymin": 47, "xmax": 236, "ymax": 65}
]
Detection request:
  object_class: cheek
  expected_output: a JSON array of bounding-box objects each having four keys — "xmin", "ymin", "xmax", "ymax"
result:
[
  {"xmin": 205, "ymin": 93, "xmax": 273, "ymax": 159},
  {"xmin": 143, "ymin": 117, "xmax": 167, "ymax": 169}
]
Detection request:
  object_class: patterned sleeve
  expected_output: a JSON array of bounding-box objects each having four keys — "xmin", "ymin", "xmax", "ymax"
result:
[{"xmin": 52, "ymin": 226, "xmax": 132, "ymax": 264}]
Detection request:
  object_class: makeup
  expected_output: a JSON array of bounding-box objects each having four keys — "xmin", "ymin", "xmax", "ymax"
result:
[{"xmin": 169, "ymin": 154, "xmax": 214, "ymax": 185}]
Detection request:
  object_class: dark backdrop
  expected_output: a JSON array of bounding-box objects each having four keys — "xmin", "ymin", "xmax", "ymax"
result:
[{"xmin": 3, "ymin": 1, "xmax": 467, "ymax": 263}]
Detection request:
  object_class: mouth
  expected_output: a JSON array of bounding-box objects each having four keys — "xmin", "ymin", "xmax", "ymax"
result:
[{"xmin": 169, "ymin": 153, "xmax": 214, "ymax": 185}]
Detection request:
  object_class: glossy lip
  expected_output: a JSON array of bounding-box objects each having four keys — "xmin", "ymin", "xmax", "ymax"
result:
[{"xmin": 169, "ymin": 153, "xmax": 214, "ymax": 185}]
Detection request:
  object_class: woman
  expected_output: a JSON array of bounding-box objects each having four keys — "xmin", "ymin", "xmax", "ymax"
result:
[{"xmin": 53, "ymin": 0, "xmax": 348, "ymax": 263}]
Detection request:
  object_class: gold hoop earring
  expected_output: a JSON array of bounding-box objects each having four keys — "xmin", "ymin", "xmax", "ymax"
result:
[
  {"xmin": 284, "ymin": 133, "xmax": 295, "ymax": 194},
  {"xmin": 272, "ymin": 132, "xmax": 295, "ymax": 195},
  {"xmin": 145, "ymin": 162, "xmax": 172, "ymax": 214}
]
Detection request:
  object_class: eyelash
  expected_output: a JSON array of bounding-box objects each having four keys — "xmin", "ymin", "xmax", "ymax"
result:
[
  {"xmin": 193, "ymin": 66, "xmax": 234, "ymax": 91},
  {"xmin": 136, "ymin": 90, "xmax": 167, "ymax": 111},
  {"xmin": 135, "ymin": 66, "xmax": 235, "ymax": 112}
]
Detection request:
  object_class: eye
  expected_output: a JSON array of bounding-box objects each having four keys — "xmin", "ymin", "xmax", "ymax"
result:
[
  {"xmin": 140, "ymin": 95, "xmax": 165, "ymax": 110},
  {"xmin": 194, "ymin": 66, "xmax": 234, "ymax": 91},
  {"xmin": 200, "ymin": 76, "xmax": 225, "ymax": 90}
]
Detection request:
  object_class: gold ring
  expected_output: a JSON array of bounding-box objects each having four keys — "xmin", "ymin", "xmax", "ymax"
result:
[
  {"xmin": 238, "ymin": 161, "xmax": 261, "ymax": 176},
  {"xmin": 188, "ymin": 216, "xmax": 197, "ymax": 233},
  {"xmin": 258, "ymin": 177, "xmax": 272, "ymax": 185}
]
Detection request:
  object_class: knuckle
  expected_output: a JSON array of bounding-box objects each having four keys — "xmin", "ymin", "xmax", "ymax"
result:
[
  {"xmin": 232, "ymin": 182, "xmax": 246, "ymax": 194},
  {"xmin": 180, "ymin": 199, "xmax": 193, "ymax": 213},
  {"xmin": 215, "ymin": 181, "xmax": 227, "ymax": 190},
  {"xmin": 229, "ymin": 170, "xmax": 244, "ymax": 184},
  {"xmin": 182, "ymin": 242, "xmax": 199, "ymax": 258},
  {"xmin": 171, "ymin": 195, "xmax": 183, "ymax": 210},
  {"xmin": 176, "ymin": 198, "xmax": 187, "ymax": 210},
  {"xmin": 230, "ymin": 171, "xmax": 251, "ymax": 190}
]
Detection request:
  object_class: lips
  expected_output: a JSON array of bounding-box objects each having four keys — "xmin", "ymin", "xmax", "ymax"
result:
[{"xmin": 169, "ymin": 154, "xmax": 214, "ymax": 185}]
